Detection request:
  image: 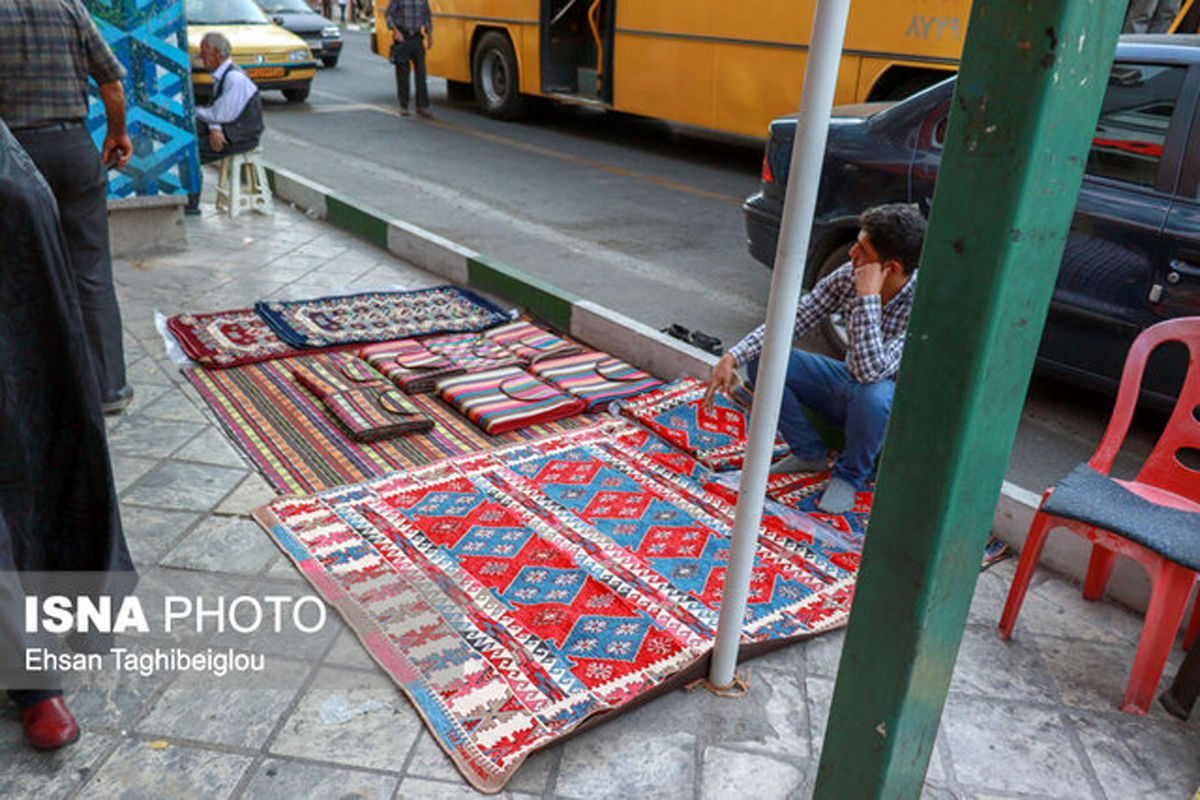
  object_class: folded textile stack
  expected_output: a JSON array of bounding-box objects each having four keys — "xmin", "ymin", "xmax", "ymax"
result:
[
  {"xmin": 616, "ymin": 377, "xmax": 788, "ymax": 471},
  {"xmin": 531, "ymin": 351, "xmax": 663, "ymax": 411},
  {"xmin": 292, "ymin": 354, "xmax": 433, "ymax": 442},
  {"xmin": 360, "ymin": 333, "xmax": 522, "ymax": 393},
  {"xmin": 436, "ymin": 366, "xmax": 585, "ymax": 434},
  {"xmin": 482, "ymin": 319, "xmax": 582, "ymax": 363}
]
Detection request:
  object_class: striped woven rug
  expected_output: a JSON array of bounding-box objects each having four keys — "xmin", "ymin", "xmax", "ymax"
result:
[{"xmin": 186, "ymin": 356, "xmax": 596, "ymax": 494}]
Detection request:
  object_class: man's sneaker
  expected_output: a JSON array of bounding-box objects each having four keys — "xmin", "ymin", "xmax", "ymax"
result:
[
  {"xmin": 416, "ymin": 107, "xmax": 434, "ymax": 119},
  {"xmin": 399, "ymin": 107, "xmax": 411, "ymax": 116},
  {"xmin": 101, "ymin": 385, "xmax": 134, "ymax": 416}
]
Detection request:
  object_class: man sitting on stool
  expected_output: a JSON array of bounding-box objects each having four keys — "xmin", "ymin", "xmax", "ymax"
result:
[
  {"xmin": 704, "ymin": 203, "xmax": 927, "ymax": 514},
  {"xmin": 186, "ymin": 32, "xmax": 264, "ymax": 214}
]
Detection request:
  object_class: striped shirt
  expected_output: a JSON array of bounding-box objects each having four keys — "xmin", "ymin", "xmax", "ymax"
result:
[
  {"xmin": 728, "ymin": 263, "xmax": 918, "ymax": 384},
  {"xmin": 0, "ymin": 0, "xmax": 125, "ymax": 129},
  {"xmin": 384, "ymin": 0, "xmax": 431, "ymax": 34}
]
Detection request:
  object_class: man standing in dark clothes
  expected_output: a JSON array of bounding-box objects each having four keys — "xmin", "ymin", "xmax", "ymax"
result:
[
  {"xmin": 385, "ymin": 0, "xmax": 433, "ymax": 118},
  {"xmin": 0, "ymin": 120, "xmax": 135, "ymax": 751},
  {"xmin": 0, "ymin": 0, "xmax": 134, "ymax": 415},
  {"xmin": 185, "ymin": 31, "xmax": 265, "ymax": 214}
]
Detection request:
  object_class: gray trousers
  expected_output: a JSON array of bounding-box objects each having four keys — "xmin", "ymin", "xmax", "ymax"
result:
[
  {"xmin": 1123, "ymin": 0, "xmax": 1182, "ymax": 32},
  {"xmin": 14, "ymin": 126, "xmax": 127, "ymax": 402}
]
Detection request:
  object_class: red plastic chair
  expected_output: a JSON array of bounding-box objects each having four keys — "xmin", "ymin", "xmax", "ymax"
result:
[{"xmin": 998, "ymin": 316, "xmax": 1200, "ymax": 714}]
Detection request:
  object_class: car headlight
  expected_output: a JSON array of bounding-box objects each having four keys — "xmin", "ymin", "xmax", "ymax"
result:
[
  {"xmin": 322, "ymin": 26, "xmax": 339, "ymax": 37},
  {"xmin": 288, "ymin": 49, "xmax": 310, "ymax": 61}
]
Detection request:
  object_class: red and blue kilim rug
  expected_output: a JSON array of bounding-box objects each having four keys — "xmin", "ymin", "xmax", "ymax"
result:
[{"xmin": 253, "ymin": 419, "xmax": 858, "ymax": 792}]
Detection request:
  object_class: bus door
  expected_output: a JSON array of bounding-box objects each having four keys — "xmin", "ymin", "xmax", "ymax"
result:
[{"xmin": 540, "ymin": 0, "xmax": 614, "ymax": 104}]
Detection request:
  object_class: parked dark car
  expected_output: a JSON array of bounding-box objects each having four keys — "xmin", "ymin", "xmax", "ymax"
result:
[
  {"xmin": 256, "ymin": 0, "xmax": 342, "ymax": 67},
  {"xmin": 744, "ymin": 35, "xmax": 1200, "ymax": 407}
]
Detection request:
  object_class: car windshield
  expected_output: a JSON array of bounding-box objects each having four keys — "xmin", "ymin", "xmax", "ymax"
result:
[
  {"xmin": 186, "ymin": 0, "xmax": 269, "ymax": 25},
  {"xmin": 256, "ymin": 0, "xmax": 316, "ymax": 14}
]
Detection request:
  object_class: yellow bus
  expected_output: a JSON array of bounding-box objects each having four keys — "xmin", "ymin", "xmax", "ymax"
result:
[{"xmin": 371, "ymin": 1, "xmax": 1195, "ymax": 138}]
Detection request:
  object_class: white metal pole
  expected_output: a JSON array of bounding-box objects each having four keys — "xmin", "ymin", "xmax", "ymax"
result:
[{"xmin": 709, "ymin": 0, "xmax": 853, "ymax": 687}]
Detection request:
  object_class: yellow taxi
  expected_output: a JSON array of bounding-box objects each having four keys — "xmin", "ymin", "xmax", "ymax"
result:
[{"xmin": 186, "ymin": 0, "xmax": 317, "ymax": 103}]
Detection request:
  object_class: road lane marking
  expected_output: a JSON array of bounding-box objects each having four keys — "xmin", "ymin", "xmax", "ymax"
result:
[{"xmin": 308, "ymin": 87, "xmax": 744, "ymax": 206}]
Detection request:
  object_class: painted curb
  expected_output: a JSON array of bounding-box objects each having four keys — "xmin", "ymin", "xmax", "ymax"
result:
[{"xmin": 263, "ymin": 163, "xmax": 1152, "ymax": 614}]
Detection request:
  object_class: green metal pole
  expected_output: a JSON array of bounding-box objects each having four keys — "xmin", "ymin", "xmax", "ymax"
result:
[{"xmin": 813, "ymin": 2, "xmax": 1125, "ymax": 798}]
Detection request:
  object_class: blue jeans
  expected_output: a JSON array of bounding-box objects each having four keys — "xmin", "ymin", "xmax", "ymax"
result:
[{"xmin": 749, "ymin": 351, "xmax": 895, "ymax": 489}]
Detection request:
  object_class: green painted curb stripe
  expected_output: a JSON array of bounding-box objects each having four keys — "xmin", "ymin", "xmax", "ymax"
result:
[
  {"xmin": 265, "ymin": 168, "xmax": 277, "ymax": 193},
  {"xmin": 467, "ymin": 255, "xmax": 579, "ymax": 331},
  {"xmin": 326, "ymin": 195, "xmax": 388, "ymax": 249}
]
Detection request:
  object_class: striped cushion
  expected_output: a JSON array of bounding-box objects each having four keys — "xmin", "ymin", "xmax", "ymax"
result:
[
  {"xmin": 292, "ymin": 355, "xmax": 433, "ymax": 442},
  {"xmin": 531, "ymin": 351, "xmax": 663, "ymax": 411},
  {"xmin": 436, "ymin": 366, "xmax": 585, "ymax": 435},
  {"xmin": 484, "ymin": 320, "xmax": 582, "ymax": 363}
]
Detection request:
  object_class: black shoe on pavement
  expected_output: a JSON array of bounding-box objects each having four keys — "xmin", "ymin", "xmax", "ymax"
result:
[
  {"xmin": 688, "ymin": 330, "xmax": 723, "ymax": 356},
  {"xmin": 101, "ymin": 385, "xmax": 134, "ymax": 416},
  {"xmin": 661, "ymin": 323, "xmax": 690, "ymax": 342}
]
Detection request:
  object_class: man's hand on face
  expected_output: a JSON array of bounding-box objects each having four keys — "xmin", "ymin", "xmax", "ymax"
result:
[
  {"xmin": 209, "ymin": 127, "xmax": 227, "ymax": 153},
  {"xmin": 702, "ymin": 353, "xmax": 738, "ymax": 413},
  {"xmin": 853, "ymin": 261, "xmax": 887, "ymax": 298}
]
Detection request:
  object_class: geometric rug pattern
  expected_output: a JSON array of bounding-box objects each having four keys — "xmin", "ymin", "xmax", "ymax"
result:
[{"xmin": 254, "ymin": 419, "xmax": 858, "ymax": 792}]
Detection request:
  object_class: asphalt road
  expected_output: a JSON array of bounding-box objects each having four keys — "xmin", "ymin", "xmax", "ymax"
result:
[
  {"xmin": 257, "ymin": 29, "xmax": 1163, "ymax": 494},
  {"xmin": 260, "ymin": 29, "xmax": 769, "ymax": 352}
]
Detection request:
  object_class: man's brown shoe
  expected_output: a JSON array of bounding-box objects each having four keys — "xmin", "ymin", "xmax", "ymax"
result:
[
  {"xmin": 21, "ymin": 696, "xmax": 80, "ymax": 751},
  {"xmin": 416, "ymin": 107, "xmax": 433, "ymax": 119}
]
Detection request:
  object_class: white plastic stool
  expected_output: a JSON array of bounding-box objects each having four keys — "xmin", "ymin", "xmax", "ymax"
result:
[{"xmin": 215, "ymin": 148, "xmax": 273, "ymax": 217}]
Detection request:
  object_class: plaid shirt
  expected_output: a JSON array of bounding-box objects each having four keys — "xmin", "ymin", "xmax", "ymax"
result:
[
  {"xmin": 728, "ymin": 263, "xmax": 918, "ymax": 384},
  {"xmin": 384, "ymin": 0, "xmax": 431, "ymax": 33},
  {"xmin": 0, "ymin": 0, "xmax": 125, "ymax": 128}
]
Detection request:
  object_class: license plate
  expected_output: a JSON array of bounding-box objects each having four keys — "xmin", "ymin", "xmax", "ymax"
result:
[{"xmin": 246, "ymin": 66, "xmax": 285, "ymax": 78}]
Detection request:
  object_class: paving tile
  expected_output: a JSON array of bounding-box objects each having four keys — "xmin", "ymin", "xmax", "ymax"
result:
[
  {"xmin": 106, "ymin": 416, "xmax": 207, "ymax": 459},
  {"xmin": 0, "ymin": 715, "xmax": 115, "ymax": 797},
  {"xmin": 263, "ymin": 553, "xmax": 308, "ymax": 584},
  {"xmin": 267, "ymin": 666, "xmax": 418, "ymax": 771},
  {"xmin": 1007, "ymin": 590, "xmax": 1130, "ymax": 645},
  {"xmin": 1067, "ymin": 709, "xmax": 1200, "ymax": 798},
  {"xmin": 405, "ymin": 728, "xmax": 555, "ymax": 795},
  {"xmin": 393, "ymin": 776, "xmax": 539, "ymax": 799},
  {"xmin": 948, "ymin": 624, "xmax": 1060, "ymax": 704},
  {"xmin": 137, "ymin": 386, "xmax": 209, "ymax": 424},
  {"xmin": 805, "ymin": 675, "xmax": 835, "ymax": 757},
  {"xmin": 137, "ymin": 658, "xmax": 310, "ymax": 748},
  {"xmin": 173, "ymin": 426, "xmax": 248, "ymax": 469},
  {"xmin": 555, "ymin": 699, "xmax": 696, "ymax": 800},
  {"xmin": 700, "ymin": 747, "xmax": 804, "ymax": 800},
  {"xmin": 939, "ymin": 696, "xmax": 1092, "ymax": 797},
  {"xmin": 159, "ymin": 514, "xmax": 279, "ymax": 574},
  {"xmin": 80, "ymin": 738, "xmax": 252, "ymax": 798},
  {"xmin": 1033, "ymin": 635, "xmax": 1176, "ymax": 716},
  {"xmin": 1028, "ymin": 572, "xmax": 1146, "ymax": 645},
  {"xmin": 321, "ymin": 627, "xmax": 382, "ymax": 672},
  {"xmin": 215, "ymin": 471, "xmax": 278, "ymax": 516},
  {"xmin": 118, "ymin": 505, "xmax": 201, "ymax": 567},
  {"xmin": 680, "ymin": 660, "xmax": 811, "ymax": 760},
  {"xmin": 110, "ymin": 454, "xmax": 159, "ymax": 494},
  {"xmin": 241, "ymin": 758, "xmax": 399, "ymax": 799},
  {"xmin": 61, "ymin": 657, "xmax": 178, "ymax": 731},
  {"xmin": 966, "ymin": 569, "xmax": 1014, "ymax": 627},
  {"xmin": 122, "ymin": 460, "xmax": 246, "ymax": 512},
  {"xmin": 129, "ymin": 567, "xmax": 249, "ymax": 643}
]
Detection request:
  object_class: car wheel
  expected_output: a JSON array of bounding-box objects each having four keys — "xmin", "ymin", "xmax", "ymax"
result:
[
  {"xmin": 472, "ymin": 31, "xmax": 525, "ymax": 119},
  {"xmin": 321, "ymin": 56, "xmax": 339, "ymax": 68},
  {"xmin": 815, "ymin": 241, "xmax": 853, "ymax": 355},
  {"xmin": 282, "ymin": 87, "xmax": 310, "ymax": 103}
]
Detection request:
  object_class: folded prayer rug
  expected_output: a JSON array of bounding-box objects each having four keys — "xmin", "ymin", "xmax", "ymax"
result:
[
  {"xmin": 255, "ymin": 286, "xmax": 512, "ymax": 348},
  {"xmin": 531, "ymin": 351, "xmax": 663, "ymax": 411},
  {"xmin": 167, "ymin": 308, "xmax": 313, "ymax": 368},
  {"xmin": 616, "ymin": 377, "xmax": 788, "ymax": 471},
  {"xmin": 254, "ymin": 418, "xmax": 857, "ymax": 793},
  {"xmin": 436, "ymin": 366, "xmax": 586, "ymax": 435}
]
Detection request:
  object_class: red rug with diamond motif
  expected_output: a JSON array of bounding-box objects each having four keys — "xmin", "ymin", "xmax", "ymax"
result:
[{"xmin": 253, "ymin": 419, "xmax": 859, "ymax": 793}]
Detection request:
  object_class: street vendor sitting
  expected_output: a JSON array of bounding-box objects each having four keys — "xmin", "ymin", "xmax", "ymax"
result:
[
  {"xmin": 186, "ymin": 31, "xmax": 264, "ymax": 214},
  {"xmin": 703, "ymin": 203, "xmax": 927, "ymax": 514}
]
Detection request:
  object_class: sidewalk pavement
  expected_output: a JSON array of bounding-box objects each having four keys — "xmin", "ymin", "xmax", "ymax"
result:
[{"xmin": 0, "ymin": 199, "xmax": 1196, "ymax": 800}]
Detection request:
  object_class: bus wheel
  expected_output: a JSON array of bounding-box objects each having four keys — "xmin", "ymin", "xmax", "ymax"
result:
[{"xmin": 472, "ymin": 31, "xmax": 526, "ymax": 120}]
